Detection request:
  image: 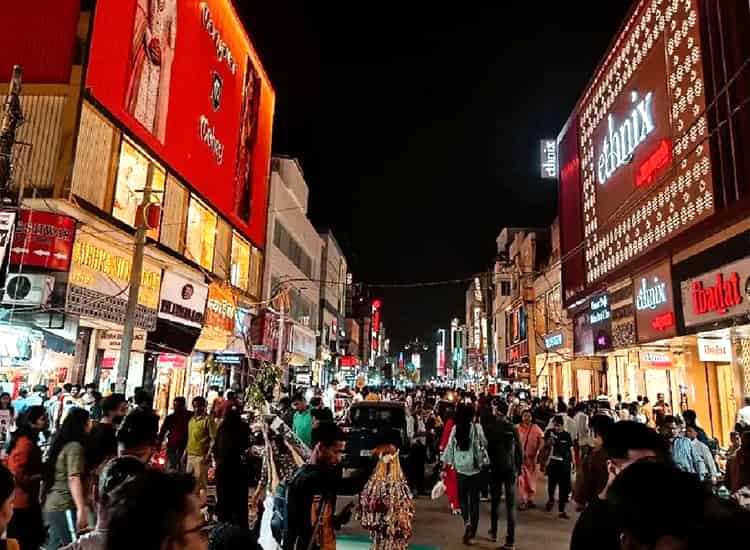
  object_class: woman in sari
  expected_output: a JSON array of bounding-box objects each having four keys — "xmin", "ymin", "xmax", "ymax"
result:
[{"xmin": 439, "ymin": 410, "xmax": 460, "ymax": 514}]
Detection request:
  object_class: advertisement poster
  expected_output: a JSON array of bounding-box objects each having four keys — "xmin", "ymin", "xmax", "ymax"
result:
[
  {"xmin": 9, "ymin": 209, "xmax": 77, "ymax": 271},
  {"xmin": 86, "ymin": 0, "xmax": 275, "ymax": 247}
]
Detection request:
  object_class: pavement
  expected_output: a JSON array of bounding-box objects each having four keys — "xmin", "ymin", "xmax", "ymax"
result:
[{"xmin": 339, "ymin": 491, "xmax": 575, "ymax": 550}]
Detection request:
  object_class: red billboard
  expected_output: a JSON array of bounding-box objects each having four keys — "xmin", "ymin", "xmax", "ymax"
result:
[
  {"xmin": 9, "ymin": 210, "xmax": 77, "ymax": 271},
  {"xmin": 0, "ymin": 1, "xmax": 80, "ymax": 83},
  {"xmin": 85, "ymin": 0, "xmax": 275, "ymax": 248}
]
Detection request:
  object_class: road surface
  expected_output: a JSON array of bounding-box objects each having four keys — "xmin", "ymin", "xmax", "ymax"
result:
[{"xmin": 339, "ymin": 492, "xmax": 575, "ymax": 550}]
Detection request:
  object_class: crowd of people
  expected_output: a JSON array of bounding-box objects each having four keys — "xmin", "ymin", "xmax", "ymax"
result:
[{"xmin": 0, "ymin": 380, "xmax": 748, "ymax": 550}]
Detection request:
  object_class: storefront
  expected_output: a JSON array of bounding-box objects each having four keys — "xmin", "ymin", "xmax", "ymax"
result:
[
  {"xmin": 674, "ymin": 247, "xmax": 750, "ymax": 444},
  {"xmin": 535, "ymin": 330, "xmax": 573, "ymax": 400},
  {"xmin": 67, "ymin": 232, "xmax": 161, "ymax": 394}
]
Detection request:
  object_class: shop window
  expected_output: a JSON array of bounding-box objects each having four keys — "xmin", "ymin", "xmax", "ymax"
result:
[
  {"xmin": 249, "ymin": 247, "xmax": 263, "ymax": 298},
  {"xmin": 185, "ymin": 196, "xmax": 217, "ymax": 270},
  {"xmin": 500, "ymin": 280, "xmax": 511, "ymax": 297},
  {"xmin": 112, "ymin": 140, "xmax": 165, "ymax": 240},
  {"xmin": 230, "ymin": 232, "xmax": 251, "ymax": 291}
]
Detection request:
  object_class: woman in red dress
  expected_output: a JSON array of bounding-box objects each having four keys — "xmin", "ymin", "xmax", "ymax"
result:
[{"xmin": 439, "ymin": 410, "xmax": 460, "ymax": 514}]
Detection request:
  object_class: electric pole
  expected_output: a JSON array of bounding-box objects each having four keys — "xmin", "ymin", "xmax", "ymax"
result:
[
  {"xmin": 0, "ymin": 66, "xmax": 24, "ymax": 203},
  {"xmin": 115, "ymin": 175, "xmax": 153, "ymax": 394}
]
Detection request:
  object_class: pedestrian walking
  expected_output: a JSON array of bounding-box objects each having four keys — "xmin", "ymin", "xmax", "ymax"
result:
[
  {"xmin": 185, "ymin": 396, "xmax": 216, "ymax": 501},
  {"xmin": 661, "ymin": 415, "xmax": 706, "ymax": 477},
  {"xmin": 157, "ymin": 397, "xmax": 193, "ymax": 471},
  {"xmin": 282, "ymin": 422, "xmax": 352, "ymax": 550},
  {"xmin": 726, "ymin": 431, "xmax": 750, "ymax": 494},
  {"xmin": 86, "ymin": 394, "xmax": 128, "ymax": 480},
  {"xmin": 441, "ymin": 403, "xmax": 487, "ymax": 545},
  {"xmin": 213, "ymin": 408, "xmax": 251, "ymax": 527},
  {"xmin": 481, "ymin": 401, "xmax": 521, "ymax": 550},
  {"xmin": 542, "ymin": 415, "xmax": 573, "ymax": 519},
  {"xmin": 516, "ymin": 410, "xmax": 543, "ymax": 509},
  {"xmin": 6, "ymin": 406, "xmax": 47, "ymax": 550},
  {"xmin": 42, "ymin": 407, "xmax": 91, "ymax": 549},
  {"xmin": 291, "ymin": 393, "xmax": 313, "ymax": 448},
  {"xmin": 406, "ymin": 404, "xmax": 427, "ymax": 495},
  {"xmin": 438, "ymin": 411, "xmax": 460, "ymax": 514},
  {"xmin": 685, "ymin": 425, "xmax": 718, "ymax": 483},
  {"xmin": 736, "ymin": 395, "xmax": 750, "ymax": 431},
  {"xmin": 572, "ymin": 414, "xmax": 614, "ymax": 509}
]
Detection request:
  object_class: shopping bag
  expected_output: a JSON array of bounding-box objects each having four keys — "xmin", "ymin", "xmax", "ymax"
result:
[{"xmin": 431, "ymin": 479, "xmax": 446, "ymax": 500}]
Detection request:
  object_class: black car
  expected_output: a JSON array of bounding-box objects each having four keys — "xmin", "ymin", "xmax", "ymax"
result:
[{"xmin": 339, "ymin": 401, "xmax": 409, "ymax": 492}]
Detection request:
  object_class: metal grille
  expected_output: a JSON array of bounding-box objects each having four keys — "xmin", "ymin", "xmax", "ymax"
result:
[
  {"xmin": 66, "ymin": 285, "xmax": 157, "ymax": 331},
  {"xmin": 738, "ymin": 338, "xmax": 750, "ymax": 395}
]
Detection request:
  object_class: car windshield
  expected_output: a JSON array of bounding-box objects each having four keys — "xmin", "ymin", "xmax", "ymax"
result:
[{"xmin": 350, "ymin": 406, "xmax": 405, "ymax": 428}]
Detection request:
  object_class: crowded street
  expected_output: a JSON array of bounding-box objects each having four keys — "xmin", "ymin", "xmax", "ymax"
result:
[{"xmin": 4, "ymin": 0, "xmax": 750, "ymax": 549}]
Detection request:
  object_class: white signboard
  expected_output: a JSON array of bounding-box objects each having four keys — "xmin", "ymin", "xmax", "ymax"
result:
[
  {"xmin": 697, "ymin": 337, "xmax": 732, "ymax": 362},
  {"xmin": 540, "ymin": 140, "xmax": 557, "ymax": 179},
  {"xmin": 158, "ymin": 271, "xmax": 209, "ymax": 328},
  {"xmin": 97, "ymin": 329, "xmax": 146, "ymax": 352}
]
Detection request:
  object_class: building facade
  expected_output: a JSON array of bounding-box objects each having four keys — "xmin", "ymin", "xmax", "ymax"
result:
[
  {"xmin": 263, "ymin": 157, "xmax": 322, "ymax": 385},
  {"xmin": 317, "ymin": 229, "xmax": 347, "ymax": 385},
  {"xmin": 0, "ymin": 1, "xmax": 274, "ymax": 414},
  {"xmin": 557, "ymin": 0, "xmax": 750, "ymax": 443}
]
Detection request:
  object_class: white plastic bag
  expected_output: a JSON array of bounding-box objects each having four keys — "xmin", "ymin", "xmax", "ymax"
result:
[{"xmin": 431, "ymin": 479, "xmax": 446, "ymax": 500}]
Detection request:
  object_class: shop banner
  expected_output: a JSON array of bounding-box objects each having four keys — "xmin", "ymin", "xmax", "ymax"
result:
[
  {"xmin": 158, "ymin": 271, "xmax": 208, "ymax": 329},
  {"xmin": 85, "ymin": 0, "xmax": 275, "ymax": 249},
  {"xmin": 0, "ymin": 212, "xmax": 17, "ymax": 266},
  {"xmin": 680, "ymin": 256, "xmax": 750, "ymax": 328},
  {"xmin": 157, "ymin": 354, "xmax": 187, "ymax": 369},
  {"xmin": 633, "ymin": 259, "xmax": 677, "ymax": 343},
  {"xmin": 194, "ymin": 283, "xmax": 235, "ymax": 352},
  {"xmin": 590, "ymin": 292, "xmax": 612, "ymax": 352},
  {"xmin": 639, "ymin": 350, "xmax": 673, "ymax": 369},
  {"xmin": 67, "ymin": 234, "xmax": 161, "ymax": 330},
  {"xmin": 9, "ymin": 210, "xmax": 76, "ymax": 271},
  {"xmin": 697, "ymin": 337, "xmax": 732, "ymax": 362},
  {"xmin": 97, "ymin": 329, "xmax": 146, "ymax": 352}
]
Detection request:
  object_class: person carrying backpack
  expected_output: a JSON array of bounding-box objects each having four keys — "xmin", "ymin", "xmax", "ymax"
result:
[{"xmin": 480, "ymin": 402, "xmax": 522, "ymax": 550}]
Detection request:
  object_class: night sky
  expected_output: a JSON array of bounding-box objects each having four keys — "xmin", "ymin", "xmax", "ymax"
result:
[{"xmin": 237, "ymin": 1, "xmax": 635, "ymax": 356}]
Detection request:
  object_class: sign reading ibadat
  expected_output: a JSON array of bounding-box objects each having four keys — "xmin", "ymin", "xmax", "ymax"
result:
[
  {"xmin": 680, "ymin": 256, "xmax": 750, "ymax": 327},
  {"xmin": 85, "ymin": 0, "xmax": 275, "ymax": 249}
]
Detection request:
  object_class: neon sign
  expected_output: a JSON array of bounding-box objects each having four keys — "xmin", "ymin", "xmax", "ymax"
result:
[
  {"xmin": 651, "ymin": 312, "xmax": 675, "ymax": 331},
  {"xmin": 636, "ymin": 276, "xmax": 668, "ymax": 311},
  {"xmin": 691, "ymin": 272, "xmax": 742, "ymax": 315},
  {"xmin": 597, "ymin": 91, "xmax": 655, "ymax": 185},
  {"xmin": 589, "ymin": 293, "xmax": 610, "ymax": 325},
  {"xmin": 544, "ymin": 332, "xmax": 564, "ymax": 349},
  {"xmin": 636, "ymin": 139, "xmax": 672, "ymax": 188}
]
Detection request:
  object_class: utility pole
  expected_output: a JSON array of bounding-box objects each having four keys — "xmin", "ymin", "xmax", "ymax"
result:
[
  {"xmin": 115, "ymin": 175, "xmax": 153, "ymax": 394},
  {"xmin": 0, "ymin": 66, "xmax": 24, "ymax": 203},
  {"xmin": 276, "ymin": 291, "xmax": 286, "ymax": 385}
]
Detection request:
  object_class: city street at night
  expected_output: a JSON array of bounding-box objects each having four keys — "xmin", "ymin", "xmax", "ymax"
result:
[{"xmin": 2, "ymin": 1, "xmax": 750, "ymax": 549}]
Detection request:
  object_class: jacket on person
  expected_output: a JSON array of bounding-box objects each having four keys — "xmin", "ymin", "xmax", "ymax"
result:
[
  {"xmin": 441, "ymin": 423, "xmax": 487, "ymax": 476},
  {"xmin": 482, "ymin": 416, "xmax": 522, "ymax": 475}
]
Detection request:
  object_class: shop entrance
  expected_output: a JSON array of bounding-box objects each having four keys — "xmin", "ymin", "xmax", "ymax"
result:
[{"xmin": 576, "ymin": 369, "xmax": 593, "ymax": 401}]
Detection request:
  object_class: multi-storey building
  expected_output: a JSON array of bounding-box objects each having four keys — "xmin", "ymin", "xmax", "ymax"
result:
[
  {"xmin": 0, "ymin": 1, "xmax": 274, "ymax": 415},
  {"xmin": 558, "ymin": 0, "xmax": 750, "ymax": 443},
  {"xmin": 317, "ymin": 229, "xmax": 348, "ymax": 384},
  {"xmin": 263, "ymin": 157, "xmax": 321, "ymax": 385}
]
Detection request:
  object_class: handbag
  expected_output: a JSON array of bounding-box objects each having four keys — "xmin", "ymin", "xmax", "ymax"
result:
[{"xmin": 473, "ymin": 424, "xmax": 491, "ymax": 470}]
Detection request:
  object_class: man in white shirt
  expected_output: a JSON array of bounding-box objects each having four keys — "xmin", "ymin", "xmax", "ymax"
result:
[
  {"xmin": 737, "ymin": 396, "xmax": 750, "ymax": 429},
  {"xmin": 573, "ymin": 404, "xmax": 592, "ymax": 462}
]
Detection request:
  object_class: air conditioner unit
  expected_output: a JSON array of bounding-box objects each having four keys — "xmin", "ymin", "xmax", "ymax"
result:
[{"xmin": 3, "ymin": 274, "xmax": 54, "ymax": 306}]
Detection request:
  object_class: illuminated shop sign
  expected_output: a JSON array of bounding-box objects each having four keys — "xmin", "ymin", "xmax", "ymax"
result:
[
  {"xmin": 681, "ymin": 256, "xmax": 750, "ymax": 327},
  {"xmin": 639, "ymin": 350, "xmax": 673, "ymax": 368},
  {"xmin": 697, "ymin": 337, "xmax": 732, "ymax": 362},
  {"xmin": 589, "ymin": 293, "xmax": 610, "ymax": 325},
  {"xmin": 598, "ymin": 91, "xmax": 655, "ymax": 185},
  {"xmin": 633, "ymin": 260, "xmax": 676, "ymax": 342},
  {"xmin": 544, "ymin": 331, "xmax": 564, "ymax": 350},
  {"xmin": 540, "ymin": 139, "xmax": 557, "ymax": 179}
]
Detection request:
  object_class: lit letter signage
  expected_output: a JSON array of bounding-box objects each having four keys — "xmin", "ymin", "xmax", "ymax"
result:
[
  {"xmin": 589, "ymin": 294, "xmax": 610, "ymax": 325},
  {"xmin": 636, "ymin": 276, "xmax": 667, "ymax": 311},
  {"xmin": 691, "ymin": 272, "xmax": 742, "ymax": 315},
  {"xmin": 540, "ymin": 139, "xmax": 557, "ymax": 179},
  {"xmin": 597, "ymin": 91, "xmax": 655, "ymax": 185}
]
